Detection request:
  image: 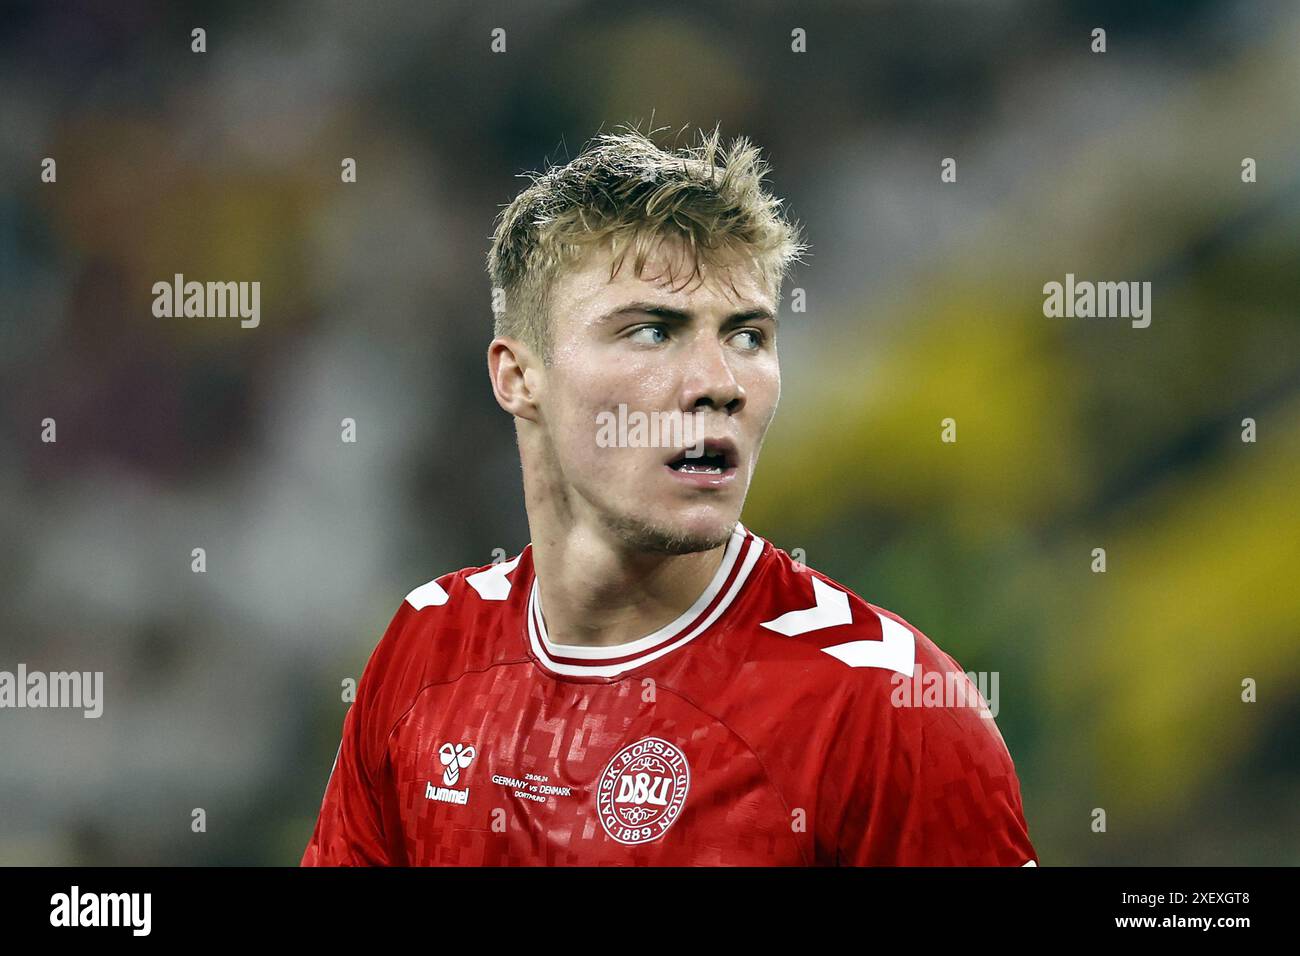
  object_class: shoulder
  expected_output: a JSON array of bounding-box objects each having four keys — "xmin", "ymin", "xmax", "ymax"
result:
[
  {"xmin": 362, "ymin": 549, "xmax": 531, "ymax": 696},
  {"xmin": 744, "ymin": 541, "xmax": 1010, "ymax": 744},
  {"xmin": 746, "ymin": 541, "xmax": 954, "ymax": 690},
  {"xmin": 402, "ymin": 549, "xmax": 526, "ymax": 615}
]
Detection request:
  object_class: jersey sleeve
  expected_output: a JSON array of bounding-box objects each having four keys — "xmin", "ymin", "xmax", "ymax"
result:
[
  {"xmin": 300, "ymin": 604, "xmax": 410, "ymax": 867},
  {"xmin": 830, "ymin": 649, "xmax": 1038, "ymax": 866}
]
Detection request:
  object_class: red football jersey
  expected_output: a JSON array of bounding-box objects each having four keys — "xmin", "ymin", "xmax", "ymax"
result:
[{"xmin": 301, "ymin": 523, "xmax": 1038, "ymax": 866}]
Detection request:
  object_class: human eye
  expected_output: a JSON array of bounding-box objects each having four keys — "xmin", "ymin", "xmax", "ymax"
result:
[
  {"xmin": 730, "ymin": 328, "xmax": 766, "ymax": 351},
  {"xmin": 627, "ymin": 324, "xmax": 668, "ymax": 346}
]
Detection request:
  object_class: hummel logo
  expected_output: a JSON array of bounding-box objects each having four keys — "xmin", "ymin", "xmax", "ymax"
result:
[{"xmin": 439, "ymin": 742, "xmax": 476, "ymax": 786}]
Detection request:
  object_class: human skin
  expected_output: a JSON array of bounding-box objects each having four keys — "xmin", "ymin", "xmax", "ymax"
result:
[{"xmin": 486, "ymin": 233, "xmax": 781, "ymax": 648}]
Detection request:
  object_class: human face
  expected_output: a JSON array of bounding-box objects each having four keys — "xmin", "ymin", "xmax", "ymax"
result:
[{"xmin": 537, "ymin": 235, "xmax": 780, "ymax": 554}]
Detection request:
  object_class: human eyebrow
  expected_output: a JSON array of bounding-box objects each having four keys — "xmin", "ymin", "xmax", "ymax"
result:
[
  {"xmin": 723, "ymin": 308, "xmax": 777, "ymax": 327},
  {"xmin": 597, "ymin": 302, "xmax": 692, "ymax": 325},
  {"xmin": 597, "ymin": 302, "xmax": 776, "ymax": 326}
]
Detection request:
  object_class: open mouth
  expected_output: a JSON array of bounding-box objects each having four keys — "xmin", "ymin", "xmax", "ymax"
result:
[{"xmin": 666, "ymin": 440, "xmax": 739, "ymax": 476}]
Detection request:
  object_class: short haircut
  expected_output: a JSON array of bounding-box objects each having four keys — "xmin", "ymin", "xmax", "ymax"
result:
[{"xmin": 486, "ymin": 123, "xmax": 808, "ymax": 360}]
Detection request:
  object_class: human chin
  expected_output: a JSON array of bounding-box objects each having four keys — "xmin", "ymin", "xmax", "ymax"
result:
[
  {"xmin": 618, "ymin": 493, "xmax": 739, "ymax": 555},
  {"xmin": 603, "ymin": 506, "xmax": 736, "ymax": 555}
]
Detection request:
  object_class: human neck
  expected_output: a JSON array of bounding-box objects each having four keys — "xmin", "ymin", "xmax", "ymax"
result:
[{"xmin": 526, "ymin": 516, "xmax": 728, "ymax": 650}]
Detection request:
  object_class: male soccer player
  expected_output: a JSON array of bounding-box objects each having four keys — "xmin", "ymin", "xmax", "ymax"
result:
[{"xmin": 301, "ymin": 126, "xmax": 1037, "ymax": 866}]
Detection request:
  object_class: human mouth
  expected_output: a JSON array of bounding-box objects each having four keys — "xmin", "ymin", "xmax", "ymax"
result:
[{"xmin": 664, "ymin": 439, "xmax": 739, "ymax": 486}]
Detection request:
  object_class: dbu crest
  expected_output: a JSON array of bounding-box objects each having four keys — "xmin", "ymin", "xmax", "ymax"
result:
[{"xmin": 596, "ymin": 737, "xmax": 690, "ymax": 846}]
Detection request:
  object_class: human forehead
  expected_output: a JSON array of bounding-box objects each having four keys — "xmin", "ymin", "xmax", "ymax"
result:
[{"xmin": 550, "ymin": 240, "xmax": 775, "ymax": 323}]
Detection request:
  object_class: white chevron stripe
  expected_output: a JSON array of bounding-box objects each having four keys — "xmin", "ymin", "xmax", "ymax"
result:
[
  {"xmin": 405, "ymin": 578, "xmax": 449, "ymax": 609},
  {"xmin": 467, "ymin": 553, "xmax": 522, "ymax": 600},
  {"xmin": 759, "ymin": 575, "xmax": 851, "ymax": 636},
  {"xmin": 820, "ymin": 613, "xmax": 916, "ymax": 677}
]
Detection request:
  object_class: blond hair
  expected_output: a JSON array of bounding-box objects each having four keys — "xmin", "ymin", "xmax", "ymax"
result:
[{"xmin": 486, "ymin": 124, "xmax": 808, "ymax": 359}]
